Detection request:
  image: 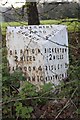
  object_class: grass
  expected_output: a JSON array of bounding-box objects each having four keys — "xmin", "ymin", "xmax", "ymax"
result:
[
  {"xmin": 1, "ymin": 18, "xmax": 80, "ymax": 35},
  {"xmin": 1, "ymin": 22, "xmax": 28, "ymax": 35},
  {"xmin": 40, "ymin": 19, "xmax": 79, "ymax": 32}
]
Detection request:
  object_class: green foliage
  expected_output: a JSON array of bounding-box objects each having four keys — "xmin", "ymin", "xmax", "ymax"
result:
[
  {"xmin": 75, "ymin": 109, "xmax": 80, "ymax": 115},
  {"xmin": 40, "ymin": 19, "xmax": 80, "ymax": 32},
  {"xmin": 18, "ymin": 81, "xmax": 38, "ymax": 100},
  {"xmin": 2, "ymin": 59, "xmax": 79, "ymax": 118},
  {"xmin": 1, "ymin": 19, "xmax": 80, "ymax": 35},
  {"xmin": 15, "ymin": 102, "xmax": 33, "ymax": 118},
  {"xmin": 41, "ymin": 82, "xmax": 53, "ymax": 93},
  {"xmin": 11, "ymin": 69, "xmax": 26, "ymax": 81},
  {"xmin": 2, "ymin": 19, "xmax": 79, "ymax": 118}
]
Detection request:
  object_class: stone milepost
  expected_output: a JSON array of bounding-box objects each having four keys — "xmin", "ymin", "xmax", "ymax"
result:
[{"xmin": 6, "ymin": 25, "xmax": 69, "ymax": 86}]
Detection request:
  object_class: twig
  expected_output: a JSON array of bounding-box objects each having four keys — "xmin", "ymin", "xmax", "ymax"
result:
[
  {"xmin": 1, "ymin": 97, "xmax": 61, "ymax": 106},
  {"xmin": 70, "ymin": 99, "xmax": 78, "ymax": 110},
  {"xmin": 54, "ymin": 87, "xmax": 78, "ymax": 120},
  {"xmin": 40, "ymin": 110, "xmax": 46, "ymax": 118}
]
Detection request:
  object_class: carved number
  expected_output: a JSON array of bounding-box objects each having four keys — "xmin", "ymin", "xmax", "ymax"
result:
[{"xmin": 49, "ymin": 54, "xmax": 52, "ymax": 60}]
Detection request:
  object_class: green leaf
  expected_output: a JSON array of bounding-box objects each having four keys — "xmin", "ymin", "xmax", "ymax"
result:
[
  {"xmin": 21, "ymin": 107, "xmax": 28, "ymax": 118},
  {"xmin": 27, "ymin": 106, "xmax": 33, "ymax": 113},
  {"xmin": 41, "ymin": 82, "xmax": 53, "ymax": 93}
]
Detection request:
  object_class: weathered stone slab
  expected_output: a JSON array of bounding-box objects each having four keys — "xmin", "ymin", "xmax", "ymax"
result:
[{"xmin": 6, "ymin": 25, "xmax": 69, "ymax": 86}]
